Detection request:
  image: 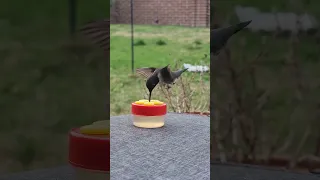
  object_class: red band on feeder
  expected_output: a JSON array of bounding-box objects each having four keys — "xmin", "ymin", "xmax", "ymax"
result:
[
  {"xmin": 69, "ymin": 128, "xmax": 110, "ymax": 172},
  {"xmin": 131, "ymin": 103, "xmax": 167, "ymax": 116}
]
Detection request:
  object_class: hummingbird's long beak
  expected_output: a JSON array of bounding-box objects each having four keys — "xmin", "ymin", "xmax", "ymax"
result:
[{"xmin": 148, "ymin": 91, "xmax": 152, "ymax": 102}]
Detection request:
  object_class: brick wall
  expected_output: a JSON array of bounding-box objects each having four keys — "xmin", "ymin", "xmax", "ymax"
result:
[{"xmin": 111, "ymin": 0, "xmax": 210, "ymax": 27}]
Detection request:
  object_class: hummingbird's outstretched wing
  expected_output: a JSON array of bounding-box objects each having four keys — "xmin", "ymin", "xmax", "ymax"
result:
[
  {"xmin": 79, "ymin": 19, "xmax": 110, "ymax": 51},
  {"xmin": 136, "ymin": 67, "xmax": 157, "ymax": 79}
]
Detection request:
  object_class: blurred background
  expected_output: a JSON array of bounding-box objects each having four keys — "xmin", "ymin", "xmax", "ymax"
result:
[
  {"xmin": 0, "ymin": 0, "xmax": 109, "ymax": 174},
  {"xmin": 110, "ymin": 0, "xmax": 210, "ymax": 116},
  {"xmin": 212, "ymin": 0, "xmax": 320, "ymax": 172}
]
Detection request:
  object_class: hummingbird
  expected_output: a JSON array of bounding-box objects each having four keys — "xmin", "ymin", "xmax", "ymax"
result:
[
  {"xmin": 136, "ymin": 65, "xmax": 188, "ymax": 101},
  {"xmin": 79, "ymin": 19, "xmax": 110, "ymax": 51},
  {"xmin": 211, "ymin": 20, "xmax": 252, "ymax": 55}
]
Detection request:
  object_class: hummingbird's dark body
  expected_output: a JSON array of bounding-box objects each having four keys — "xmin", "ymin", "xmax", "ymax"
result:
[
  {"xmin": 79, "ymin": 19, "xmax": 110, "ymax": 51},
  {"xmin": 211, "ymin": 20, "xmax": 252, "ymax": 55},
  {"xmin": 136, "ymin": 65, "xmax": 188, "ymax": 101}
]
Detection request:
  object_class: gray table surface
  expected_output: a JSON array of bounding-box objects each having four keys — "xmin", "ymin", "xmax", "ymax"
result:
[{"xmin": 110, "ymin": 113, "xmax": 210, "ymax": 180}]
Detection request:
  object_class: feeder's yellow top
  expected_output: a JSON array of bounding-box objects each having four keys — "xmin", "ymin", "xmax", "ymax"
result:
[
  {"xmin": 79, "ymin": 120, "xmax": 110, "ymax": 136},
  {"xmin": 134, "ymin": 99, "xmax": 164, "ymax": 106}
]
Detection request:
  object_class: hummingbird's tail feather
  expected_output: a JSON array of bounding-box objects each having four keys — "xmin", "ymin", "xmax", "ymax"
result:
[
  {"xmin": 232, "ymin": 20, "xmax": 252, "ymax": 34},
  {"xmin": 172, "ymin": 68, "xmax": 188, "ymax": 79},
  {"xmin": 211, "ymin": 20, "xmax": 252, "ymax": 55},
  {"xmin": 136, "ymin": 67, "xmax": 157, "ymax": 79},
  {"xmin": 214, "ymin": 20, "xmax": 252, "ymax": 41},
  {"xmin": 79, "ymin": 19, "xmax": 110, "ymax": 51}
]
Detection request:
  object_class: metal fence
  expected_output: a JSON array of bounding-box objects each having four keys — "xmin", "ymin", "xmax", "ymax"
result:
[{"xmin": 111, "ymin": 0, "xmax": 210, "ymax": 27}]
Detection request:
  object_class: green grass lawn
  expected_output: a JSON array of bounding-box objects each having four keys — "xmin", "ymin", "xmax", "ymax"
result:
[{"xmin": 110, "ymin": 24, "xmax": 210, "ymax": 115}]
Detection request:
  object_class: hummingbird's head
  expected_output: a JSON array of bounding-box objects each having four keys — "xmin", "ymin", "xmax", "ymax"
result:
[
  {"xmin": 146, "ymin": 75, "xmax": 159, "ymax": 93},
  {"xmin": 146, "ymin": 75, "xmax": 160, "ymax": 101}
]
